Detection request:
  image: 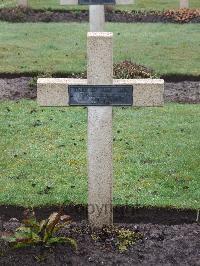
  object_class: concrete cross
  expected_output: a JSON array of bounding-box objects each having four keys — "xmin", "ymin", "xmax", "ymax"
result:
[
  {"xmin": 37, "ymin": 0, "xmax": 164, "ymax": 229},
  {"xmin": 180, "ymin": 0, "xmax": 189, "ymax": 8},
  {"xmin": 17, "ymin": 0, "xmax": 28, "ymax": 7},
  {"xmin": 60, "ymin": 0, "xmax": 134, "ymax": 32}
]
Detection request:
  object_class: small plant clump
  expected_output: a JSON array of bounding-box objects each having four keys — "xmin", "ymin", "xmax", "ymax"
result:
[
  {"xmin": 69, "ymin": 61, "xmax": 157, "ymax": 79},
  {"xmin": 117, "ymin": 228, "xmax": 141, "ymax": 252},
  {"xmin": 91, "ymin": 226, "xmax": 142, "ymax": 252},
  {"xmin": 1, "ymin": 209, "xmax": 77, "ymax": 250},
  {"xmin": 114, "ymin": 60, "xmax": 157, "ymax": 79}
]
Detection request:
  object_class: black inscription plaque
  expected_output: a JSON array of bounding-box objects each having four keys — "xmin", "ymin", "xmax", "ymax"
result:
[
  {"xmin": 78, "ymin": 0, "xmax": 115, "ymax": 5},
  {"xmin": 68, "ymin": 85, "xmax": 133, "ymax": 106}
]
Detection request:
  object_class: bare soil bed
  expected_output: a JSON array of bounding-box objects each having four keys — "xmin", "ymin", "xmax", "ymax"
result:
[
  {"xmin": 0, "ymin": 77, "xmax": 199, "ymax": 103},
  {"xmin": 0, "ymin": 7, "xmax": 199, "ymax": 23},
  {"xmin": 0, "ymin": 218, "xmax": 199, "ymax": 265}
]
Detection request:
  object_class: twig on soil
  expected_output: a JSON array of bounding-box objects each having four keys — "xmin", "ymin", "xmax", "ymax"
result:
[{"xmin": 196, "ymin": 210, "xmax": 199, "ymax": 223}]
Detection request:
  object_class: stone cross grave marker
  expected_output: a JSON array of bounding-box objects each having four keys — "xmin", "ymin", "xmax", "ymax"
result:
[
  {"xmin": 180, "ymin": 0, "xmax": 189, "ymax": 8},
  {"xmin": 37, "ymin": 1, "xmax": 164, "ymax": 229},
  {"xmin": 60, "ymin": 0, "xmax": 134, "ymax": 32},
  {"xmin": 17, "ymin": 0, "xmax": 28, "ymax": 7}
]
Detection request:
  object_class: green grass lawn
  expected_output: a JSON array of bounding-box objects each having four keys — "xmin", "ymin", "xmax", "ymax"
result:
[
  {"xmin": 0, "ymin": 100, "xmax": 199, "ymax": 209},
  {"xmin": 0, "ymin": 22, "xmax": 199, "ymax": 76},
  {"xmin": 0, "ymin": 0, "xmax": 200, "ymax": 10}
]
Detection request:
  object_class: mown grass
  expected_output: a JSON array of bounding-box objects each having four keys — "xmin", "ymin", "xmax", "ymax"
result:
[
  {"xmin": 0, "ymin": 100, "xmax": 199, "ymax": 209},
  {"xmin": 0, "ymin": 0, "xmax": 200, "ymax": 10},
  {"xmin": 0, "ymin": 22, "xmax": 199, "ymax": 76}
]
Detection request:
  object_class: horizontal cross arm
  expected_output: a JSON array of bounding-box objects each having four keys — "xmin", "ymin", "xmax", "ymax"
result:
[
  {"xmin": 60, "ymin": 0, "xmax": 134, "ymax": 5},
  {"xmin": 37, "ymin": 78, "xmax": 164, "ymax": 107}
]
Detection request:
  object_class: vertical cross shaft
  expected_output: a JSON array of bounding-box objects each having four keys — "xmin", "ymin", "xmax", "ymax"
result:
[
  {"xmin": 17, "ymin": 0, "xmax": 28, "ymax": 7},
  {"xmin": 180, "ymin": 0, "xmax": 189, "ymax": 8},
  {"xmin": 89, "ymin": 5, "xmax": 105, "ymax": 32},
  {"xmin": 87, "ymin": 7, "xmax": 113, "ymax": 228}
]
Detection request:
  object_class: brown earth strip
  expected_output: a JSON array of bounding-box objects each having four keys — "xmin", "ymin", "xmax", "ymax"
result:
[
  {"xmin": 0, "ymin": 77, "xmax": 199, "ymax": 103},
  {"xmin": 0, "ymin": 7, "xmax": 199, "ymax": 23},
  {"xmin": 0, "ymin": 205, "xmax": 198, "ymax": 224},
  {"xmin": 0, "ymin": 210, "xmax": 199, "ymax": 265}
]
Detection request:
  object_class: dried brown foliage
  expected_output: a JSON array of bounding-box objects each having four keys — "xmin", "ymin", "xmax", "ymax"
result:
[
  {"xmin": 163, "ymin": 8, "xmax": 200, "ymax": 23},
  {"xmin": 114, "ymin": 61, "xmax": 157, "ymax": 79}
]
